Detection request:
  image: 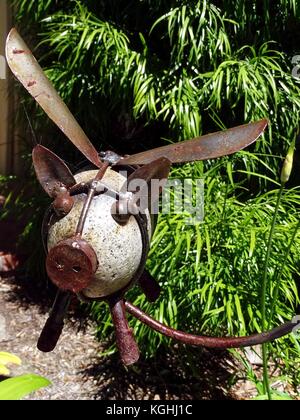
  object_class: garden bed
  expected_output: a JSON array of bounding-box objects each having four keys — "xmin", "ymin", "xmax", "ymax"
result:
[{"xmin": 0, "ymin": 273, "xmax": 243, "ymax": 400}]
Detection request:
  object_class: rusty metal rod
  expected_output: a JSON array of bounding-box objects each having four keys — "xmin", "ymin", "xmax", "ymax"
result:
[
  {"xmin": 70, "ymin": 180, "xmax": 124, "ymax": 201},
  {"xmin": 124, "ymin": 301, "xmax": 299, "ymax": 348},
  {"xmin": 75, "ymin": 187, "xmax": 96, "ymax": 236},
  {"xmin": 109, "ymin": 298, "xmax": 140, "ymax": 365},
  {"xmin": 75, "ymin": 162, "xmax": 109, "ymax": 236},
  {"xmin": 69, "ymin": 182, "xmax": 88, "ymax": 196}
]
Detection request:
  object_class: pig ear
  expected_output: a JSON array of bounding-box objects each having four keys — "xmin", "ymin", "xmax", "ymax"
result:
[
  {"xmin": 111, "ymin": 157, "xmax": 171, "ymax": 224},
  {"xmin": 32, "ymin": 145, "xmax": 76, "ymax": 198},
  {"xmin": 126, "ymin": 157, "xmax": 171, "ymax": 213}
]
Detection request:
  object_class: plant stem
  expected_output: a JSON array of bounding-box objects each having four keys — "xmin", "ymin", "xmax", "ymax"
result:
[
  {"xmin": 261, "ymin": 185, "xmax": 283, "ymax": 328},
  {"xmin": 262, "ymin": 344, "xmax": 272, "ymax": 400},
  {"xmin": 268, "ymin": 217, "xmax": 300, "ymax": 327},
  {"xmin": 260, "ymin": 184, "xmax": 284, "ymax": 400}
]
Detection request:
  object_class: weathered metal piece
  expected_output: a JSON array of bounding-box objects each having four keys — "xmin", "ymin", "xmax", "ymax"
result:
[
  {"xmin": 111, "ymin": 199, "xmax": 137, "ymax": 225},
  {"xmin": 32, "ymin": 145, "xmax": 76, "ymax": 198},
  {"xmin": 69, "ymin": 182, "xmax": 89, "ymax": 196},
  {"xmin": 118, "ymin": 119, "xmax": 268, "ymax": 165},
  {"xmin": 37, "ymin": 291, "xmax": 71, "ymax": 352},
  {"xmin": 47, "ymin": 169, "xmax": 152, "ymax": 299},
  {"xmin": 125, "ymin": 157, "xmax": 171, "ymax": 193},
  {"xmin": 75, "ymin": 188, "xmax": 97, "ymax": 236},
  {"xmin": 76, "ymin": 162, "xmax": 110, "ymax": 235},
  {"xmin": 124, "ymin": 301, "xmax": 300, "ymax": 348},
  {"xmin": 109, "ymin": 298, "xmax": 140, "ymax": 365},
  {"xmin": 52, "ymin": 191, "xmax": 74, "ymax": 217},
  {"xmin": 46, "ymin": 237, "xmax": 98, "ymax": 293},
  {"xmin": 124, "ymin": 156, "xmax": 171, "ymax": 212},
  {"xmin": 111, "ymin": 157, "xmax": 171, "ymax": 224},
  {"xmin": 139, "ymin": 271, "xmax": 161, "ymax": 303},
  {"xmin": 100, "ymin": 151, "xmax": 123, "ymax": 165},
  {"xmin": 6, "ymin": 29, "xmax": 102, "ymax": 168},
  {"xmin": 127, "ymin": 213, "xmax": 150, "ymax": 293}
]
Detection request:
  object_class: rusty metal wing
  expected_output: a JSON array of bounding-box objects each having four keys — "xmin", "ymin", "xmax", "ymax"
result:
[
  {"xmin": 119, "ymin": 119, "xmax": 268, "ymax": 165},
  {"xmin": 6, "ymin": 28, "xmax": 102, "ymax": 168}
]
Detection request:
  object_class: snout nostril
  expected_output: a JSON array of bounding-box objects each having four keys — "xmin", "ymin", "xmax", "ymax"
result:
[{"xmin": 72, "ymin": 266, "xmax": 82, "ymax": 273}]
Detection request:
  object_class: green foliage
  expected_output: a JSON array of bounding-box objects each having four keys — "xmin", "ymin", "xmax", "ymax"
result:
[
  {"xmin": 0, "ymin": 352, "xmax": 50, "ymax": 400},
  {"xmin": 13, "ymin": 0, "xmax": 300, "ymax": 398},
  {"xmin": 15, "ymin": 0, "xmax": 300, "ymax": 147},
  {"xmin": 231, "ymin": 349, "xmax": 295, "ymax": 400},
  {"xmin": 91, "ymin": 161, "xmax": 300, "ymax": 352},
  {"xmin": 0, "ymin": 375, "xmax": 51, "ymax": 400}
]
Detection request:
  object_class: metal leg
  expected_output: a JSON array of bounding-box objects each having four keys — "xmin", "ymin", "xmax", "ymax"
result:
[
  {"xmin": 109, "ymin": 298, "xmax": 140, "ymax": 365},
  {"xmin": 37, "ymin": 290, "xmax": 71, "ymax": 352},
  {"xmin": 139, "ymin": 270, "xmax": 161, "ymax": 302}
]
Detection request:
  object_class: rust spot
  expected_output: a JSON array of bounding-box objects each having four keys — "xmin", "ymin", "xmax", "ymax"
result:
[
  {"xmin": 46, "ymin": 237, "xmax": 98, "ymax": 293},
  {"xmin": 53, "ymin": 192, "xmax": 74, "ymax": 216},
  {"xmin": 27, "ymin": 80, "xmax": 37, "ymax": 87},
  {"xmin": 13, "ymin": 49, "xmax": 25, "ymax": 54},
  {"xmin": 109, "ymin": 299, "xmax": 140, "ymax": 365}
]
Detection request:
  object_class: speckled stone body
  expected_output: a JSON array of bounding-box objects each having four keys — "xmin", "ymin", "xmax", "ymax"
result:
[{"xmin": 47, "ymin": 168, "xmax": 152, "ymax": 299}]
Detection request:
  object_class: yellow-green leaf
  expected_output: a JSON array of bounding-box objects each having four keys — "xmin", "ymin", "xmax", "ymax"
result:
[
  {"xmin": 0, "ymin": 374, "xmax": 51, "ymax": 400},
  {"xmin": 0, "ymin": 365, "xmax": 10, "ymax": 376},
  {"xmin": 0, "ymin": 352, "xmax": 21, "ymax": 375},
  {"xmin": 0, "ymin": 352, "xmax": 22, "ymax": 366}
]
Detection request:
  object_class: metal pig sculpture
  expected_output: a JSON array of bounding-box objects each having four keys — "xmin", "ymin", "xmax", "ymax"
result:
[{"xmin": 6, "ymin": 28, "xmax": 299, "ymax": 365}]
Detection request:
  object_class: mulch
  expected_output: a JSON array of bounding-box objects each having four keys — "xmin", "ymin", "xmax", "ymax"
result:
[{"xmin": 0, "ymin": 273, "xmax": 241, "ymax": 400}]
